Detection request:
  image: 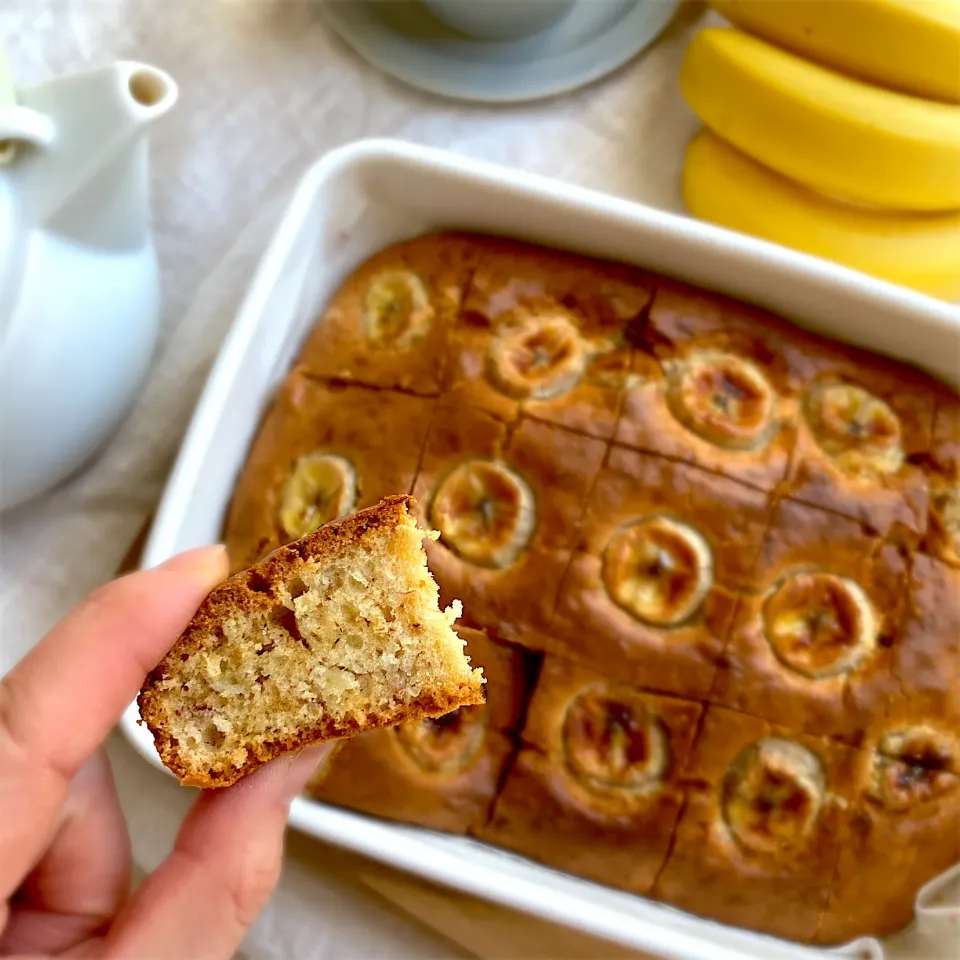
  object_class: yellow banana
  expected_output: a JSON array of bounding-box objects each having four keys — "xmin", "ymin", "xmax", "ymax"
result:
[
  {"xmin": 682, "ymin": 130, "xmax": 960, "ymax": 301},
  {"xmin": 680, "ymin": 27, "xmax": 960, "ymax": 211},
  {"xmin": 708, "ymin": 0, "xmax": 960, "ymax": 104}
]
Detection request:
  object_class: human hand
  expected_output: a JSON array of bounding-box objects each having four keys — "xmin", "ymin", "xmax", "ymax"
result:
[{"xmin": 0, "ymin": 546, "xmax": 329, "ymax": 959}]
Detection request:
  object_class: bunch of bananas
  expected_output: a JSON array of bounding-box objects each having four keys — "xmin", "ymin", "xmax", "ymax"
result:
[{"xmin": 679, "ymin": 1, "xmax": 960, "ymax": 300}]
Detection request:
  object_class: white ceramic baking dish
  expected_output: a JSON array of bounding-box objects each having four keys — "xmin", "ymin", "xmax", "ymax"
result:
[{"xmin": 119, "ymin": 139, "xmax": 960, "ymax": 960}]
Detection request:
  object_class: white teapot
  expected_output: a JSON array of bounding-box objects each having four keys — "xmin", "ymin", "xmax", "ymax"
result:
[{"xmin": 0, "ymin": 59, "xmax": 177, "ymax": 512}]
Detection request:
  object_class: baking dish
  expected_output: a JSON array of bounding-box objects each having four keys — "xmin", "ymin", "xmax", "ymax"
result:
[{"xmin": 119, "ymin": 139, "xmax": 960, "ymax": 960}]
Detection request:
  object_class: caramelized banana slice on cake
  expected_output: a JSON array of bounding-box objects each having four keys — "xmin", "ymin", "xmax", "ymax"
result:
[
  {"xmin": 869, "ymin": 727, "xmax": 959, "ymax": 812},
  {"xmin": 603, "ymin": 517, "xmax": 713, "ymax": 626},
  {"xmin": 803, "ymin": 382, "xmax": 904, "ymax": 476},
  {"xmin": 393, "ymin": 705, "xmax": 487, "ymax": 774},
  {"xmin": 279, "ymin": 453, "xmax": 357, "ymax": 539},
  {"xmin": 723, "ymin": 738, "xmax": 825, "ymax": 855},
  {"xmin": 363, "ymin": 271, "xmax": 434, "ymax": 349},
  {"xmin": 487, "ymin": 314, "xmax": 587, "ymax": 400},
  {"xmin": 762, "ymin": 571, "xmax": 878, "ymax": 679},
  {"xmin": 429, "ymin": 460, "xmax": 536, "ymax": 569},
  {"xmin": 665, "ymin": 351, "xmax": 777, "ymax": 450},
  {"xmin": 562, "ymin": 685, "xmax": 669, "ymax": 794}
]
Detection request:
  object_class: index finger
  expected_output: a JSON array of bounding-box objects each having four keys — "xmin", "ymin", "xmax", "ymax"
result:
[{"xmin": 0, "ymin": 545, "xmax": 227, "ymax": 901}]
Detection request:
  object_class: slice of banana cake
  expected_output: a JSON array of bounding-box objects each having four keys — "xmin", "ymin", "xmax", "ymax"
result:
[{"xmin": 138, "ymin": 496, "xmax": 485, "ymax": 787}]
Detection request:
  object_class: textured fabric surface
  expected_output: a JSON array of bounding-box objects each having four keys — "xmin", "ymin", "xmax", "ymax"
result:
[{"xmin": 2, "ymin": 3, "xmax": 956, "ymax": 958}]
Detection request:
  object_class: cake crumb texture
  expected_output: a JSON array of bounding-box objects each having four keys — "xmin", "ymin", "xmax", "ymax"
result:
[{"xmin": 138, "ymin": 495, "xmax": 485, "ymax": 788}]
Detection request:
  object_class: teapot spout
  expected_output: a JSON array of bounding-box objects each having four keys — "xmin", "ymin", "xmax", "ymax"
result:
[
  {"xmin": 12, "ymin": 61, "xmax": 178, "ymax": 245},
  {"xmin": 125, "ymin": 65, "xmax": 178, "ymax": 116}
]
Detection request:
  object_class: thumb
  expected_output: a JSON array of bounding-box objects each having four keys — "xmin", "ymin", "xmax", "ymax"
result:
[{"xmin": 101, "ymin": 745, "xmax": 333, "ymax": 960}]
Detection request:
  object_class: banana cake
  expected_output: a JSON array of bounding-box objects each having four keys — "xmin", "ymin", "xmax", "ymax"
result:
[
  {"xmin": 220, "ymin": 232, "xmax": 960, "ymax": 945},
  {"xmin": 139, "ymin": 495, "xmax": 485, "ymax": 788}
]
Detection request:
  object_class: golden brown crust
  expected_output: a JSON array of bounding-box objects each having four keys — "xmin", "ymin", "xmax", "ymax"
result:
[
  {"xmin": 651, "ymin": 706, "xmax": 860, "ymax": 944},
  {"xmin": 307, "ymin": 628, "xmax": 532, "ymax": 832},
  {"xmin": 477, "ymin": 656, "xmax": 702, "ymax": 894},
  {"xmin": 887, "ymin": 554, "xmax": 960, "ymax": 731},
  {"xmin": 549, "ymin": 447, "xmax": 768, "ymax": 698},
  {"xmin": 449, "ymin": 237, "xmax": 654, "ymax": 438},
  {"xmin": 813, "ymin": 552, "xmax": 960, "ymax": 932},
  {"xmin": 410, "ymin": 400, "xmax": 605, "ymax": 646},
  {"xmin": 139, "ymin": 496, "xmax": 484, "ymax": 788},
  {"xmin": 816, "ymin": 721, "xmax": 960, "ymax": 943},
  {"xmin": 223, "ymin": 374, "xmax": 435, "ymax": 572},
  {"xmin": 922, "ymin": 392, "xmax": 960, "ymax": 567},
  {"xmin": 930, "ymin": 390, "xmax": 960, "ymax": 476},
  {"xmin": 295, "ymin": 233, "xmax": 479, "ymax": 394},
  {"xmin": 711, "ymin": 499, "xmax": 907, "ymax": 745},
  {"xmin": 776, "ymin": 329, "xmax": 936, "ymax": 545},
  {"xmin": 617, "ymin": 281, "xmax": 800, "ymax": 492},
  {"xmin": 623, "ymin": 280, "xmax": 939, "ymax": 545}
]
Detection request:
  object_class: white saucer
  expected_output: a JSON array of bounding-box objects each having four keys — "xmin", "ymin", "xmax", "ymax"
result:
[{"xmin": 319, "ymin": 0, "xmax": 682, "ymax": 104}]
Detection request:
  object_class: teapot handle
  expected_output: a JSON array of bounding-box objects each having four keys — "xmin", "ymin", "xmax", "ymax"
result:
[{"xmin": 0, "ymin": 106, "xmax": 56, "ymax": 157}]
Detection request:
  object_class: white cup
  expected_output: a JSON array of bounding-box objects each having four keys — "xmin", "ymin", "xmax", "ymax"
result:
[{"xmin": 421, "ymin": 0, "xmax": 576, "ymax": 40}]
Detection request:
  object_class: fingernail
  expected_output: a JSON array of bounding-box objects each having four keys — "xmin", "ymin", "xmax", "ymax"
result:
[
  {"xmin": 281, "ymin": 744, "xmax": 336, "ymax": 802},
  {"xmin": 156, "ymin": 545, "xmax": 229, "ymax": 583}
]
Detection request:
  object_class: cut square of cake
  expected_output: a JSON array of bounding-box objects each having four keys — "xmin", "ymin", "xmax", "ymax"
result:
[{"xmin": 138, "ymin": 495, "xmax": 485, "ymax": 788}]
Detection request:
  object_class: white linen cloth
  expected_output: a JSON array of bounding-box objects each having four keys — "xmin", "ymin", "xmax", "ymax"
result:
[{"xmin": 1, "ymin": 3, "xmax": 957, "ymax": 959}]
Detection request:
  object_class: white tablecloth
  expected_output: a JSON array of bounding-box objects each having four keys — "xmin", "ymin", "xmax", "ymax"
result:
[{"xmin": 0, "ymin": 2, "xmax": 704, "ymax": 956}]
